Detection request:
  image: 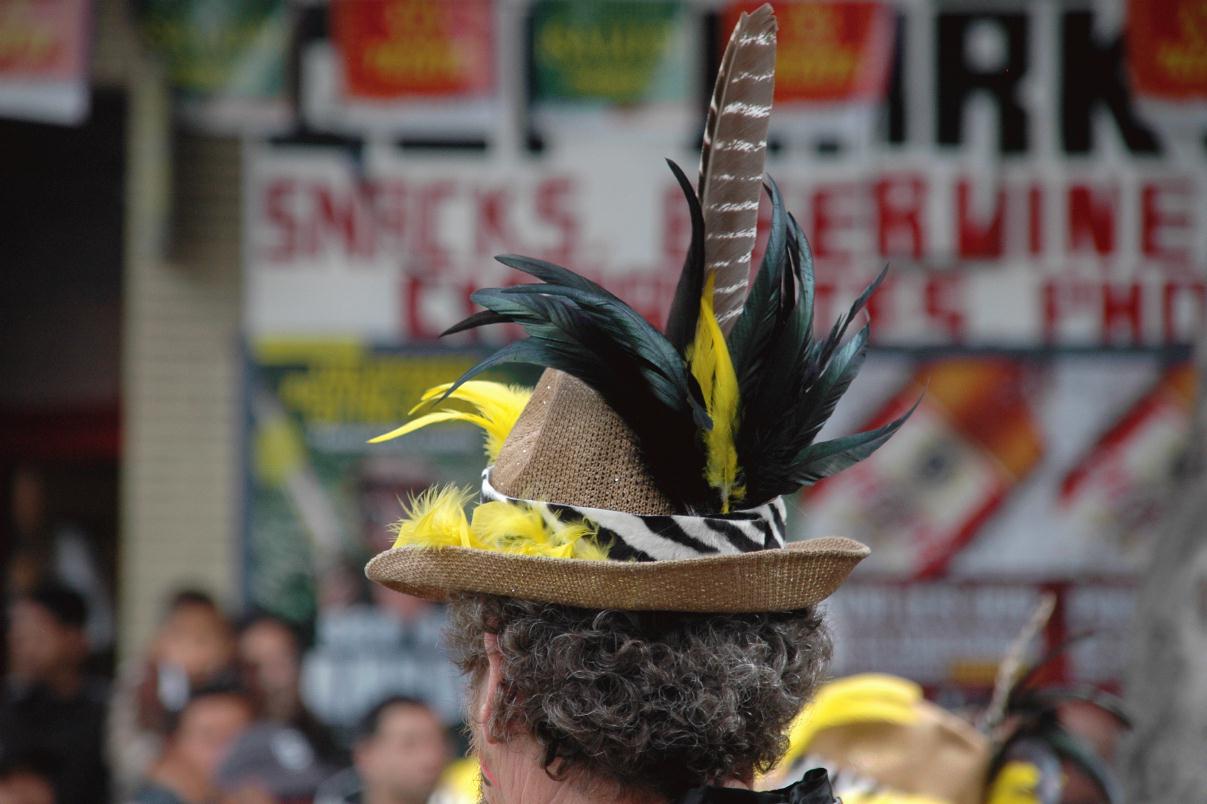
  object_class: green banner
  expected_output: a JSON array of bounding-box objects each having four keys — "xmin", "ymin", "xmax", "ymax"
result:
[
  {"xmin": 135, "ymin": 0, "xmax": 289, "ymax": 131},
  {"xmin": 531, "ymin": 0, "xmax": 689, "ymax": 105}
]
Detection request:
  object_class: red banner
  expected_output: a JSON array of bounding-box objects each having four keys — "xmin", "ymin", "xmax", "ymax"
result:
[
  {"xmin": 0, "ymin": 0, "xmax": 89, "ymax": 79},
  {"xmin": 332, "ymin": 0, "xmax": 494, "ymax": 100},
  {"xmin": 0, "ymin": 0, "xmax": 91, "ymax": 124},
  {"xmin": 1127, "ymin": 0, "xmax": 1207, "ymax": 101},
  {"xmin": 723, "ymin": 1, "xmax": 893, "ymax": 104}
]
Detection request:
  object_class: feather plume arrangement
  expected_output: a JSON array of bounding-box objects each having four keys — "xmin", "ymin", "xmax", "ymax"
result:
[
  {"xmin": 370, "ymin": 381, "xmax": 531, "ymax": 462},
  {"xmin": 439, "ymin": 162, "xmax": 913, "ymax": 514},
  {"xmin": 985, "ymin": 633, "xmax": 1130, "ymax": 804},
  {"xmin": 390, "ymin": 485, "xmax": 607, "ymax": 561}
]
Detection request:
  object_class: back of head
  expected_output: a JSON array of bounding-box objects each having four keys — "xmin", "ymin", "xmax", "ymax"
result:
[{"xmin": 447, "ymin": 595, "xmax": 831, "ymax": 800}]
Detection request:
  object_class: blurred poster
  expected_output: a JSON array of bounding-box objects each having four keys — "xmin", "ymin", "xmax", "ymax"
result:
[
  {"xmin": 304, "ymin": 0, "xmax": 496, "ymax": 137},
  {"xmin": 802, "ymin": 353, "xmax": 1195, "ymax": 580},
  {"xmin": 828, "ymin": 579, "xmax": 1137, "ymax": 690},
  {"xmin": 0, "ymin": 0, "xmax": 92, "ymax": 125},
  {"xmin": 723, "ymin": 1, "xmax": 893, "ymax": 146},
  {"xmin": 245, "ymin": 341, "xmax": 530, "ymax": 728},
  {"xmin": 1127, "ymin": 0, "xmax": 1207, "ymax": 131},
  {"xmin": 135, "ymin": 0, "xmax": 291, "ymax": 134},
  {"xmin": 529, "ymin": 0, "xmax": 696, "ymax": 144}
]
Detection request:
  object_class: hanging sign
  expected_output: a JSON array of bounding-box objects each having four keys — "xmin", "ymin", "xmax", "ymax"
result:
[{"xmin": 0, "ymin": 0, "xmax": 92, "ymax": 125}]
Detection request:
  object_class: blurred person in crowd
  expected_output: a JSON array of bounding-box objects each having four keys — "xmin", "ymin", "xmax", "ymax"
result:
[
  {"xmin": 315, "ymin": 695, "xmax": 452, "ymax": 804},
  {"xmin": 0, "ymin": 583, "xmax": 107, "ymax": 803},
  {"xmin": 215, "ymin": 722, "xmax": 335, "ymax": 803},
  {"xmin": 6, "ymin": 464, "xmax": 114, "ymax": 651},
  {"xmin": 110, "ymin": 589, "xmax": 237, "ymax": 797},
  {"xmin": 237, "ymin": 612, "xmax": 342, "ymax": 763},
  {"xmin": 132, "ymin": 683, "xmax": 253, "ymax": 804},
  {"xmin": 0, "ymin": 753, "xmax": 57, "ymax": 804}
]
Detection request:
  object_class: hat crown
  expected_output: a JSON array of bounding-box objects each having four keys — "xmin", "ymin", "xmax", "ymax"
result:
[{"xmin": 491, "ymin": 369, "xmax": 675, "ymax": 515}]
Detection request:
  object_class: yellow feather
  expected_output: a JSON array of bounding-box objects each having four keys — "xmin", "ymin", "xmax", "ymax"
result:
[
  {"xmin": 370, "ymin": 381, "xmax": 532, "ymax": 461},
  {"xmin": 688, "ymin": 274, "xmax": 743, "ymax": 512},
  {"xmin": 391, "ymin": 486, "xmax": 477, "ymax": 549},
  {"xmin": 389, "ymin": 490, "xmax": 608, "ymax": 560}
]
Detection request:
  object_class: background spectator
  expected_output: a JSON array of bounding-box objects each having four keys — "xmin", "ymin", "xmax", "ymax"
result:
[
  {"xmin": 131, "ymin": 683, "xmax": 253, "ymax": 804},
  {"xmin": 6, "ymin": 465, "xmax": 114, "ymax": 655},
  {"xmin": 215, "ymin": 722, "xmax": 334, "ymax": 803},
  {"xmin": 0, "ymin": 584, "xmax": 107, "ymax": 803},
  {"xmin": 0, "ymin": 752, "xmax": 56, "ymax": 804},
  {"xmin": 316, "ymin": 695, "xmax": 451, "ymax": 804},
  {"xmin": 109, "ymin": 589, "xmax": 237, "ymax": 798},
  {"xmin": 237, "ymin": 613, "xmax": 342, "ymax": 764}
]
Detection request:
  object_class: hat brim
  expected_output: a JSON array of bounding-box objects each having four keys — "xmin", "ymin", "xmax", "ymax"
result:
[{"xmin": 365, "ymin": 536, "xmax": 868, "ymax": 613}]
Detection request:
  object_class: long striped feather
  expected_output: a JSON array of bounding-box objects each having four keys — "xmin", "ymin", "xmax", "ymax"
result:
[{"xmin": 698, "ymin": 3, "xmax": 777, "ymax": 333}]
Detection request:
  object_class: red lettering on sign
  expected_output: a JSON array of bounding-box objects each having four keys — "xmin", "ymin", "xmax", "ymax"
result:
[
  {"xmin": 1101, "ymin": 282, "xmax": 1143, "ymax": 342},
  {"xmin": 1028, "ymin": 184, "xmax": 1043, "ymax": 256},
  {"xmin": 1141, "ymin": 180, "xmax": 1191, "ymax": 262},
  {"xmin": 956, "ymin": 179, "xmax": 1005, "ymax": 259},
  {"xmin": 316, "ymin": 184, "xmax": 369, "ymax": 259},
  {"xmin": 1067, "ymin": 184, "xmax": 1117, "ymax": 256},
  {"xmin": 265, "ymin": 180, "xmax": 298, "ymax": 262},
  {"xmin": 875, "ymin": 175, "xmax": 925, "ymax": 259},
  {"xmin": 812, "ymin": 183, "xmax": 859, "ymax": 260}
]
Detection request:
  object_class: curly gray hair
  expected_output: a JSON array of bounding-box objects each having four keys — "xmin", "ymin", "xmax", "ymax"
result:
[{"xmin": 445, "ymin": 594, "xmax": 831, "ymax": 799}]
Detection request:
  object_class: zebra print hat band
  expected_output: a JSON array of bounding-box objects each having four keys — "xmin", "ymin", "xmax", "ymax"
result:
[{"xmin": 481, "ymin": 469, "xmax": 788, "ymax": 563}]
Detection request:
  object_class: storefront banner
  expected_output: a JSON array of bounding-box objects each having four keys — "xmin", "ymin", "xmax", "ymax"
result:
[
  {"xmin": 1126, "ymin": 0, "xmax": 1207, "ymax": 132},
  {"xmin": 529, "ymin": 0, "xmax": 696, "ymax": 143},
  {"xmin": 333, "ymin": 0, "xmax": 494, "ymax": 100},
  {"xmin": 719, "ymin": 1, "xmax": 892, "ymax": 147},
  {"xmin": 723, "ymin": 1, "xmax": 894, "ymax": 105},
  {"xmin": 245, "ymin": 141, "xmax": 1206, "ymax": 348},
  {"xmin": 0, "ymin": 0, "xmax": 91, "ymax": 125},
  {"xmin": 135, "ymin": 0, "xmax": 291, "ymax": 134},
  {"xmin": 303, "ymin": 0, "xmax": 497, "ymax": 138}
]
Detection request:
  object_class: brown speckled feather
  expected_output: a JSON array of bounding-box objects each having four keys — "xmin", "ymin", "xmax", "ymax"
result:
[{"xmin": 698, "ymin": 3, "xmax": 777, "ymax": 333}]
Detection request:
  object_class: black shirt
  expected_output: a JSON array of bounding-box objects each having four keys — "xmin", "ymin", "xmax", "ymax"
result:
[
  {"xmin": 0, "ymin": 678, "xmax": 110, "ymax": 803},
  {"xmin": 675, "ymin": 769, "xmax": 837, "ymax": 804}
]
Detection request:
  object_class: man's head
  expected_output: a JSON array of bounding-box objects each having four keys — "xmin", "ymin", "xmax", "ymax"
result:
[
  {"xmin": 447, "ymin": 595, "xmax": 832, "ymax": 801},
  {"xmin": 237, "ymin": 614, "xmax": 302, "ymax": 720},
  {"xmin": 354, "ymin": 695, "xmax": 451, "ymax": 804},
  {"xmin": 164, "ymin": 684, "xmax": 254, "ymax": 783},
  {"xmin": 155, "ymin": 589, "xmax": 235, "ymax": 684},
  {"xmin": 6, "ymin": 583, "xmax": 88, "ymax": 686}
]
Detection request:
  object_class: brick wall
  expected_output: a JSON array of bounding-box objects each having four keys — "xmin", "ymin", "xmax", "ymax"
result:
[{"xmin": 116, "ymin": 7, "xmax": 244, "ymax": 655}]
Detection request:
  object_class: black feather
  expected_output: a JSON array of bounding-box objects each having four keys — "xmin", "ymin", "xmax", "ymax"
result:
[
  {"xmin": 441, "ymin": 260, "xmax": 714, "ymax": 509},
  {"xmin": 663, "ymin": 159, "xmax": 706, "ymax": 354},
  {"xmin": 441, "ymin": 167, "xmax": 910, "ymax": 513}
]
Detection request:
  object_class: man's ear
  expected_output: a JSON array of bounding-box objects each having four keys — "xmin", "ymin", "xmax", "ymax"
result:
[{"xmin": 478, "ymin": 632, "xmax": 505, "ymax": 743}]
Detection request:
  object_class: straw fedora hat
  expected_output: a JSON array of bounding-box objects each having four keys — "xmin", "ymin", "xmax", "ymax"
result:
[{"xmin": 366, "ymin": 4, "xmax": 911, "ymax": 614}]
